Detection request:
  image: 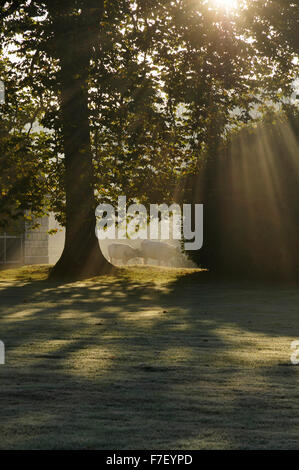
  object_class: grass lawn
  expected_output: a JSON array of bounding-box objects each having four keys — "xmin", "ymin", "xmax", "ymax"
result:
[{"xmin": 0, "ymin": 265, "xmax": 298, "ymax": 449}]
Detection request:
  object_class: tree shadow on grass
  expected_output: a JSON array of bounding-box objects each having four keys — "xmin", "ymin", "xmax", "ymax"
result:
[{"xmin": 0, "ymin": 270, "xmax": 298, "ymax": 449}]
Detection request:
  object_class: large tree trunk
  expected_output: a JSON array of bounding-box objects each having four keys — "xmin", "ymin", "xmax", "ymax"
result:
[{"xmin": 49, "ymin": 4, "xmax": 113, "ymax": 280}]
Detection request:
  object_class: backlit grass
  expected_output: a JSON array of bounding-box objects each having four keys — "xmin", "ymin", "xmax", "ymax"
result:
[{"xmin": 0, "ymin": 265, "xmax": 298, "ymax": 449}]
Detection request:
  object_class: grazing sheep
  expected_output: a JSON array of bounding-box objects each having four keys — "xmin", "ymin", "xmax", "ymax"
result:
[{"xmin": 108, "ymin": 243, "xmax": 141, "ymax": 265}]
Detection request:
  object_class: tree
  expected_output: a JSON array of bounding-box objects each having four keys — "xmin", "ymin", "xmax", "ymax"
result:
[
  {"xmin": 1, "ymin": 0, "xmax": 298, "ymax": 279},
  {"xmin": 2, "ymin": 1, "xmax": 113, "ymax": 278},
  {"xmin": 0, "ymin": 58, "xmax": 52, "ymax": 228},
  {"xmin": 186, "ymin": 108, "xmax": 299, "ymax": 280},
  {"xmin": 45, "ymin": 1, "xmax": 114, "ymax": 278}
]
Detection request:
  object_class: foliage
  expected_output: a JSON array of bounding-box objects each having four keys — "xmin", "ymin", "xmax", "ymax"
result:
[
  {"xmin": 186, "ymin": 107, "xmax": 299, "ymax": 280},
  {"xmin": 0, "ymin": 1, "xmax": 298, "ymax": 253},
  {"xmin": 0, "ymin": 58, "xmax": 54, "ymax": 228}
]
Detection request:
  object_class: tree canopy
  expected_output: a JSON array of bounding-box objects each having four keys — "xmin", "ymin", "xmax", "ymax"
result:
[{"xmin": 0, "ymin": 0, "xmax": 298, "ymax": 277}]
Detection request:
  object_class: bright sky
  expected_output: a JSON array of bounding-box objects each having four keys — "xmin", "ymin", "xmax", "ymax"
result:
[{"xmin": 211, "ymin": 0, "xmax": 239, "ymax": 11}]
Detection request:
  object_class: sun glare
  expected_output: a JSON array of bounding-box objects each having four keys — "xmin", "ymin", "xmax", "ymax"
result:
[{"xmin": 212, "ymin": 0, "xmax": 239, "ymax": 11}]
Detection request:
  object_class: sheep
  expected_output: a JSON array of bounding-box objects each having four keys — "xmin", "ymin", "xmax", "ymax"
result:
[
  {"xmin": 108, "ymin": 243, "xmax": 141, "ymax": 265},
  {"xmin": 140, "ymin": 240, "xmax": 180, "ymax": 266}
]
